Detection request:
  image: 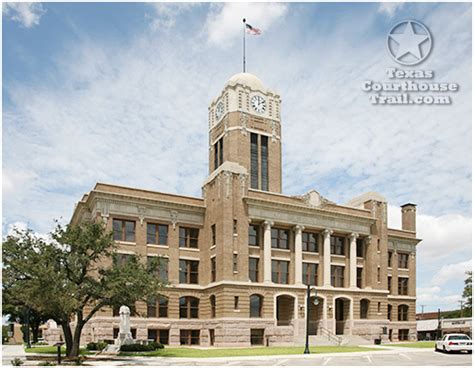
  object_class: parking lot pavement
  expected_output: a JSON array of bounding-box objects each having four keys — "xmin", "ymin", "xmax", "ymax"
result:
[{"xmin": 81, "ymin": 349, "xmax": 473, "ymax": 366}]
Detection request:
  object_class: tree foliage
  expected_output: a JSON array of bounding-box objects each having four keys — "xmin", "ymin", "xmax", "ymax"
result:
[
  {"xmin": 2, "ymin": 221, "xmax": 164, "ymax": 358},
  {"xmin": 462, "ymin": 271, "xmax": 472, "ymax": 314}
]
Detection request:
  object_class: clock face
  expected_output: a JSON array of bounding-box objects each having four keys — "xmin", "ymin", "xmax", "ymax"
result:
[
  {"xmin": 215, "ymin": 101, "xmax": 224, "ymax": 121},
  {"xmin": 251, "ymin": 95, "xmax": 266, "ymax": 114}
]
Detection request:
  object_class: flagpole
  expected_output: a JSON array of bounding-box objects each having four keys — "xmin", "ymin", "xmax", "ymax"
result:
[{"xmin": 242, "ymin": 18, "xmax": 246, "ymax": 72}]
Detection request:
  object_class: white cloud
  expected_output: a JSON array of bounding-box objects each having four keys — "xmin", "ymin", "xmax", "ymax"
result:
[
  {"xmin": 417, "ymin": 285, "xmax": 462, "ymax": 307},
  {"xmin": 146, "ymin": 3, "xmax": 197, "ymax": 30},
  {"xmin": 3, "ymin": 2, "xmax": 45, "ymax": 28},
  {"xmin": 205, "ymin": 2, "xmax": 287, "ymax": 46},
  {"xmin": 378, "ymin": 2, "xmax": 406, "ymax": 17},
  {"xmin": 430, "ymin": 260, "xmax": 472, "ymax": 287}
]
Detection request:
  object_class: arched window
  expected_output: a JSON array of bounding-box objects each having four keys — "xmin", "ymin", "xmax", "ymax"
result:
[
  {"xmin": 179, "ymin": 296, "xmax": 199, "ymax": 319},
  {"xmin": 210, "ymin": 295, "xmax": 216, "ymax": 318},
  {"xmin": 250, "ymin": 294, "xmax": 263, "ymax": 318},
  {"xmin": 360, "ymin": 299, "xmax": 369, "ymax": 319},
  {"xmin": 398, "ymin": 305, "xmax": 409, "ymax": 321}
]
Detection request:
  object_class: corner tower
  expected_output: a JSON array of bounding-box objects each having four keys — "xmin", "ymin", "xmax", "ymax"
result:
[{"xmin": 208, "ymin": 73, "xmax": 282, "ymax": 193}]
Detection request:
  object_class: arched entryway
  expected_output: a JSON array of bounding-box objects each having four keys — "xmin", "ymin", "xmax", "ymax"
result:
[
  {"xmin": 308, "ymin": 296, "xmax": 325, "ymax": 335},
  {"xmin": 276, "ymin": 294, "xmax": 295, "ymax": 326},
  {"xmin": 334, "ymin": 296, "xmax": 352, "ymax": 335}
]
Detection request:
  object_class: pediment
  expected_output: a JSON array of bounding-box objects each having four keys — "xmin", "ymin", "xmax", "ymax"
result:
[{"xmin": 300, "ymin": 190, "xmax": 334, "ymax": 208}]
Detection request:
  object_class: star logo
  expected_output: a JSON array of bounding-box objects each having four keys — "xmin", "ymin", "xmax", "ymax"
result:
[{"xmin": 387, "ymin": 20, "xmax": 432, "ymax": 66}]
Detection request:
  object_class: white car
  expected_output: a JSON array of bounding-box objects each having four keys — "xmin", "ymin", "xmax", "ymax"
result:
[{"xmin": 435, "ymin": 334, "xmax": 472, "ymax": 354}]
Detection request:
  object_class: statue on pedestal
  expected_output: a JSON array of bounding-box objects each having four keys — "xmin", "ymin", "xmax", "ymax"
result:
[{"xmin": 116, "ymin": 305, "xmax": 134, "ymax": 346}]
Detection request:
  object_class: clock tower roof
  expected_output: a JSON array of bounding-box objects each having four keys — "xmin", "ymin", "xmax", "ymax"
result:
[{"xmin": 226, "ymin": 72, "xmax": 265, "ymax": 91}]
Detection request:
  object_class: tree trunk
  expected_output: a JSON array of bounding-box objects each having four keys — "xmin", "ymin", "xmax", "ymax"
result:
[
  {"xmin": 31, "ymin": 321, "xmax": 40, "ymax": 343},
  {"xmin": 61, "ymin": 322, "xmax": 73, "ymax": 357},
  {"xmin": 69, "ymin": 322, "xmax": 84, "ymax": 359}
]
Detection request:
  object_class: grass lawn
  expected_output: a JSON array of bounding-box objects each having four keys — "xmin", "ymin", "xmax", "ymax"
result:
[
  {"xmin": 384, "ymin": 341, "xmax": 435, "ymax": 349},
  {"xmin": 25, "ymin": 346, "xmax": 92, "ymax": 355},
  {"xmin": 119, "ymin": 345, "xmax": 381, "ymax": 358}
]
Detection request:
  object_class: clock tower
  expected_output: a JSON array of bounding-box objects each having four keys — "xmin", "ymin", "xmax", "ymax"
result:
[{"xmin": 207, "ymin": 72, "xmax": 282, "ymax": 193}]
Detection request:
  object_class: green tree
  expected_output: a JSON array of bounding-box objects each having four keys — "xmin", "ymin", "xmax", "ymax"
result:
[
  {"xmin": 2, "ymin": 303, "xmax": 50, "ymax": 344},
  {"xmin": 3, "ymin": 221, "xmax": 164, "ymax": 358},
  {"xmin": 462, "ymin": 271, "xmax": 472, "ymax": 315}
]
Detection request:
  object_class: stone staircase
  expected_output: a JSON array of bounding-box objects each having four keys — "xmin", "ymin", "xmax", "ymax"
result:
[{"xmin": 309, "ymin": 327, "xmax": 372, "ymax": 346}]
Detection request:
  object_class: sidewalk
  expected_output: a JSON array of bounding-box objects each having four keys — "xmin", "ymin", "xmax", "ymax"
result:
[{"xmin": 2, "ymin": 345, "xmax": 27, "ymax": 365}]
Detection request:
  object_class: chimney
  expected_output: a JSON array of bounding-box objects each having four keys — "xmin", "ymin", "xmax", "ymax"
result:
[{"xmin": 401, "ymin": 203, "xmax": 417, "ymax": 232}]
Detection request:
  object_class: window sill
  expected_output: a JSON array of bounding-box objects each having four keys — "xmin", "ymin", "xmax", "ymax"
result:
[
  {"xmin": 302, "ymin": 251, "xmax": 319, "ymax": 255},
  {"xmin": 179, "ymin": 247, "xmax": 200, "ymax": 252},
  {"xmin": 147, "ymin": 244, "xmax": 169, "ymax": 249},
  {"xmin": 249, "ymin": 245, "xmax": 261, "ymax": 249},
  {"xmin": 272, "ymin": 248, "xmax": 291, "ymax": 252},
  {"xmin": 210, "ymin": 245, "xmax": 216, "ymax": 250},
  {"xmin": 115, "ymin": 241, "xmax": 136, "ymax": 246},
  {"xmin": 398, "ymin": 267, "xmax": 409, "ymax": 271}
]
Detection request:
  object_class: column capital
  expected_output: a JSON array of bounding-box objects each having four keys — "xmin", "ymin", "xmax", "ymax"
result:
[
  {"xmin": 350, "ymin": 232, "xmax": 359, "ymax": 240},
  {"xmin": 364, "ymin": 235, "xmax": 372, "ymax": 245},
  {"xmin": 263, "ymin": 220, "xmax": 274, "ymax": 230},
  {"xmin": 322, "ymin": 229, "xmax": 333, "ymax": 238},
  {"xmin": 293, "ymin": 225, "xmax": 305, "ymax": 233}
]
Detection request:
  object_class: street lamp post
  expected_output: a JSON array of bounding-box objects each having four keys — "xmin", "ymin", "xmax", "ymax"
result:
[{"xmin": 304, "ymin": 285, "xmax": 318, "ymax": 354}]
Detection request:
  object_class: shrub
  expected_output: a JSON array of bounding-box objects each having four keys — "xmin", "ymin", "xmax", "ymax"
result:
[
  {"xmin": 34, "ymin": 341, "xmax": 49, "ymax": 346},
  {"xmin": 38, "ymin": 361, "xmax": 56, "ymax": 366},
  {"xmin": 119, "ymin": 342, "xmax": 163, "ymax": 352},
  {"xmin": 86, "ymin": 341, "xmax": 107, "ymax": 351},
  {"xmin": 11, "ymin": 358, "xmax": 24, "ymax": 366}
]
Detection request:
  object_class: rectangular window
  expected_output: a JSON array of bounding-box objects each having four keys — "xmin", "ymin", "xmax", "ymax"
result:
[
  {"xmin": 249, "ymin": 225, "xmax": 260, "ymax": 246},
  {"xmin": 388, "ymin": 251, "xmax": 393, "ymax": 267},
  {"xmin": 271, "ymin": 228, "xmax": 289, "ymax": 249},
  {"xmin": 249, "ymin": 257, "xmax": 259, "ymax": 282},
  {"xmin": 179, "ymin": 227, "xmax": 199, "ymax": 248},
  {"xmin": 233, "ymin": 254, "xmax": 238, "ymax": 273},
  {"xmin": 398, "ymin": 253, "xmax": 409, "ymax": 269},
  {"xmin": 272, "ymin": 260, "xmax": 289, "ymax": 284},
  {"xmin": 147, "ymin": 257, "xmax": 169, "ymax": 282},
  {"xmin": 233, "ymin": 219, "xmax": 238, "ymax": 235},
  {"xmin": 331, "ymin": 265, "xmax": 345, "ymax": 287},
  {"xmin": 302, "ymin": 232, "xmax": 318, "ymax": 252},
  {"xmin": 180, "ymin": 330, "xmax": 200, "ymax": 345},
  {"xmin": 211, "ymin": 224, "xmax": 216, "ymax": 246},
  {"xmin": 398, "ymin": 277, "xmax": 409, "ymax": 295},
  {"xmin": 113, "ymin": 219, "xmax": 135, "ymax": 242},
  {"xmin": 179, "ymin": 259, "xmax": 199, "ymax": 284},
  {"xmin": 377, "ymin": 266, "xmax": 381, "ymax": 283},
  {"xmin": 303, "ymin": 263, "xmax": 318, "ymax": 285},
  {"xmin": 250, "ymin": 329, "xmax": 265, "ymax": 345},
  {"xmin": 357, "ymin": 267, "xmax": 363, "ymax": 288},
  {"xmin": 260, "ymin": 135, "xmax": 268, "ymax": 191},
  {"xmin": 356, "ymin": 239, "xmax": 364, "ymax": 257},
  {"xmin": 147, "ymin": 329, "xmax": 169, "ymax": 345},
  {"xmin": 158, "ymin": 296, "xmax": 168, "ymax": 318},
  {"xmin": 387, "ymin": 304, "xmax": 392, "ymax": 321},
  {"xmin": 398, "ymin": 329, "xmax": 409, "ymax": 341},
  {"xmin": 147, "ymin": 296, "xmax": 157, "ymax": 317},
  {"xmin": 377, "ymin": 302, "xmax": 381, "ymax": 313},
  {"xmin": 147, "ymin": 223, "xmax": 168, "ymax": 245},
  {"xmin": 211, "ymin": 257, "xmax": 216, "ymax": 282},
  {"xmin": 114, "ymin": 253, "xmax": 132, "ymax": 267},
  {"xmin": 234, "ymin": 296, "xmax": 239, "ymax": 310},
  {"xmin": 330, "ymin": 236, "xmax": 345, "ymax": 255},
  {"xmin": 214, "ymin": 138, "xmax": 224, "ymax": 170},
  {"xmin": 250, "ymin": 133, "xmax": 259, "ymax": 189},
  {"xmin": 219, "ymin": 138, "xmax": 223, "ymax": 167},
  {"xmin": 388, "ymin": 276, "xmax": 392, "ymax": 293}
]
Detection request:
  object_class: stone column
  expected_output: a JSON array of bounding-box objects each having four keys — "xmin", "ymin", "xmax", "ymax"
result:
[
  {"xmin": 293, "ymin": 225, "xmax": 304, "ymax": 285},
  {"xmin": 263, "ymin": 221, "xmax": 274, "ymax": 283},
  {"xmin": 349, "ymin": 233, "xmax": 359, "ymax": 288},
  {"xmin": 323, "ymin": 229, "xmax": 333, "ymax": 287}
]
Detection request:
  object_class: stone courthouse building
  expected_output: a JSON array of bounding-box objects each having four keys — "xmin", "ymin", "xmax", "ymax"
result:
[{"xmin": 58, "ymin": 73, "xmax": 421, "ymax": 347}]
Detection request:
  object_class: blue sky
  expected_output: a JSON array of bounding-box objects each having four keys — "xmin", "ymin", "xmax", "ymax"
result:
[{"xmin": 3, "ymin": 2, "xmax": 472, "ymax": 313}]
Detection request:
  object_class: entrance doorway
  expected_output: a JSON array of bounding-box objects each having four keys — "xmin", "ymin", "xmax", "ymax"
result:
[
  {"xmin": 334, "ymin": 297, "xmax": 351, "ymax": 335},
  {"xmin": 276, "ymin": 295, "xmax": 295, "ymax": 326}
]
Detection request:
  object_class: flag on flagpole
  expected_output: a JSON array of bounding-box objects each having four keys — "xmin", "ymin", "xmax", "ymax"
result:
[{"xmin": 246, "ymin": 23, "xmax": 262, "ymax": 35}]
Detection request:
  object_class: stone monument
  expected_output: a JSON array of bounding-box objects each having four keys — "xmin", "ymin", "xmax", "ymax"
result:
[{"xmin": 116, "ymin": 305, "xmax": 134, "ymax": 346}]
